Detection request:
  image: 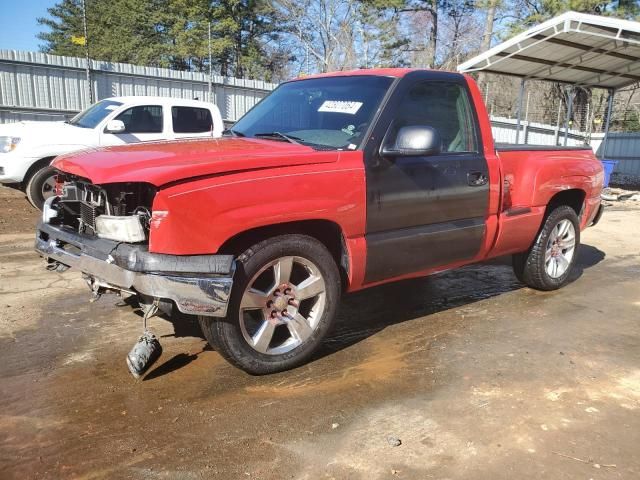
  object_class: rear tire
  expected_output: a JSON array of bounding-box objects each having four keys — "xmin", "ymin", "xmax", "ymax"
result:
[
  {"xmin": 512, "ymin": 205, "xmax": 580, "ymax": 291},
  {"xmin": 25, "ymin": 166, "xmax": 56, "ymax": 210},
  {"xmin": 199, "ymin": 234, "xmax": 341, "ymax": 375}
]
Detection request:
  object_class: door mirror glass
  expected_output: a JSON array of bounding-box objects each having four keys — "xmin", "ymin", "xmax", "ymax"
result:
[
  {"xmin": 381, "ymin": 125, "xmax": 442, "ymax": 157},
  {"xmin": 104, "ymin": 119, "xmax": 126, "ymax": 134}
]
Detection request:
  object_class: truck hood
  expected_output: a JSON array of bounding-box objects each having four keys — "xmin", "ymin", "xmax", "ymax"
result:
[{"xmin": 53, "ymin": 137, "xmax": 340, "ymax": 186}]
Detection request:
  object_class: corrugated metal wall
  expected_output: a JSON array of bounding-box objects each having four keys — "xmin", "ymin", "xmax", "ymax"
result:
[
  {"xmin": 490, "ymin": 117, "xmax": 588, "ymax": 147},
  {"xmin": 0, "ymin": 50, "xmax": 277, "ymax": 124},
  {"xmin": 596, "ymin": 132, "xmax": 640, "ymax": 176}
]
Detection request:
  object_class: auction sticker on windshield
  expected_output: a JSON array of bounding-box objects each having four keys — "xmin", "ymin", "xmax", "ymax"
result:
[{"xmin": 318, "ymin": 100, "xmax": 363, "ymax": 115}]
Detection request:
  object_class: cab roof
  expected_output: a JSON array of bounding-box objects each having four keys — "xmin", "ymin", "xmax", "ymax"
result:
[
  {"xmin": 102, "ymin": 96, "xmax": 217, "ymax": 107},
  {"xmin": 291, "ymin": 68, "xmax": 462, "ymax": 81}
]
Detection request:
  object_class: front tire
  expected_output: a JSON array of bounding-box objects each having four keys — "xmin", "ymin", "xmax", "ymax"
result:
[
  {"xmin": 512, "ymin": 205, "xmax": 580, "ymax": 291},
  {"xmin": 25, "ymin": 166, "xmax": 56, "ymax": 210},
  {"xmin": 199, "ymin": 234, "xmax": 341, "ymax": 375}
]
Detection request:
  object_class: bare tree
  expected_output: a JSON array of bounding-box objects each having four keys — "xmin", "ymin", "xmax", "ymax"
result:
[
  {"xmin": 396, "ymin": 0, "xmax": 439, "ymax": 68},
  {"xmin": 438, "ymin": 0, "xmax": 483, "ymax": 70},
  {"xmin": 477, "ymin": 0, "xmax": 500, "ymax": 91},
  {"xmin": 393, "ymin": 0, "xmax": 482, "ymax": 69},
  {"xmin": 273, "ymin": 0, "xmax": 360, "ymax": 72}
]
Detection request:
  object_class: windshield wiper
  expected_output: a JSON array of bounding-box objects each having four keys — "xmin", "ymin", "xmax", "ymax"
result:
[
  {"xmin": 254, "ymin": 132, "xmax": 302, "ymax": 144},
  {"xmin": 223, "ymin": 128, "xmax": 245, "ymax": 137}
]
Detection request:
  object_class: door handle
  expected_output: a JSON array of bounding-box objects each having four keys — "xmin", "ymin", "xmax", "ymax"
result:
[{"xmin": 467, "ymin": 171, "xmax": 488, "ymax": 186}]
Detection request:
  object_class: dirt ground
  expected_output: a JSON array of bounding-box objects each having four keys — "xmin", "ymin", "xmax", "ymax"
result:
[
  {"xmin": 1, "ymin": 185, "xmax": 639, "ymax": 480},
  {"xmin": 0, "ymin": 186, "xmax": 37, "ymax": 234}
]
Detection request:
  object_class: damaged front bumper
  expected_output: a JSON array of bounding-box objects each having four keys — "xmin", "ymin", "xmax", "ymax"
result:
[{"xmin": 35, "ymin": 221, "xmax": 235, "ymax": 317}]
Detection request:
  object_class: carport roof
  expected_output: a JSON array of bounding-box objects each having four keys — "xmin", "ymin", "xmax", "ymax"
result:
[{"xmin": 457, "ymin": 11, "xmax": 640, "ymax": 90}]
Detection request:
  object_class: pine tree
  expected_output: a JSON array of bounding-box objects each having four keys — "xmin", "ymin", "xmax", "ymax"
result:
[
  {"xmin": 38, "ymin": 0, "xmax": 168, "ymax": 66},
  {"xmin": 37, "ymin": 0, "xmax": 289, "ymax": 79}
]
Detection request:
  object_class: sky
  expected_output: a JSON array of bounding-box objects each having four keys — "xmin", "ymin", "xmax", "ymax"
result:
[{"xmin": 0, "ymin": 0, "xmax": 55, "ymax": 52}]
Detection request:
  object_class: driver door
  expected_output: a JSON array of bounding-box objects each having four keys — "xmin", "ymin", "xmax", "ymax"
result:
[
  {"xmin": 363, "ymin": 72, "xmax": 489, "ymax": 283},
  {"xmin": 100, "ymin": 105, "xmax": 165, "ymax": 146}
]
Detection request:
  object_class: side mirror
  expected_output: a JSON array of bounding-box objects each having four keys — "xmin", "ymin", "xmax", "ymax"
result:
[
  {"xmin": 381, "ymin": 125, "xmax": 441, "ymax": 157},
  {"xmin": 105, "ymin": 119, "xmax": 126, "ymax": 134}
]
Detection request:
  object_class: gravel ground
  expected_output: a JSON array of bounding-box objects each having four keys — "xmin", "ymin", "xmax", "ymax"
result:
[{"xmin": 1, "ymin": 186, "xmax": 639, "ymax": 479}]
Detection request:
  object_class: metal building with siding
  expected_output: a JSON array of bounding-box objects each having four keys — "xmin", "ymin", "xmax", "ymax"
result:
[{"xmin": 0, "ymin": 50, "xmax": 276, "ymax": 124}]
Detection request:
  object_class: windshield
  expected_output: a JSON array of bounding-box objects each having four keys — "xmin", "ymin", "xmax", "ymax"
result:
[
  {"xmin": 231, "ymin": 75, "xmax": 394, "ymax": 150},
  {"xmin": 68, "ymin": 100, "xmax": 123, "ymax": 129}
]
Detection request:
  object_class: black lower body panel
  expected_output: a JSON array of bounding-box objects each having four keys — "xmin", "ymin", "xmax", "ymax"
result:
[{"xmin": 364, "ymin": 217, "xmax": 485, "ymax": 284}]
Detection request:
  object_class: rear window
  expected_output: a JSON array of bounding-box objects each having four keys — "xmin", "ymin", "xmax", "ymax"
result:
[{"xmin": 172, "ymin": 107, "xmax": 213, "ymax": 133}]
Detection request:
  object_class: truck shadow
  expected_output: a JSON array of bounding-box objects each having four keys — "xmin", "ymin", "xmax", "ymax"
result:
[
  {"xmin": 147, "ymin": 243, "xmax": 605, "ymax": 378},
  {"xmin": 315, "ymin": 243, "xmax": 605, "ymax": 361}
]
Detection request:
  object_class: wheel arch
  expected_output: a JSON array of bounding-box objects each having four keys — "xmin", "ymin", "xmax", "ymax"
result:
[
  {"xmin": 217, "ymin": 219, "xmax": 351, "ymax": 291},
  {"xmin": 545, "ymin": 188, "xmax": 586, "ymax": 218},
  {"xmin": 21, "ymin": 156, "xmax": 56, "ymax": 189}
]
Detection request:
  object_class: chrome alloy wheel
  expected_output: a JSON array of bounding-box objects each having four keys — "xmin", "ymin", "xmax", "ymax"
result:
[
  {"xmin": 41, "ymin": 175, "xmax": 57, "ymax": 200},
  {"xmin": 545, "ymin": 219, "xmax": 576, "ymax": 278},
  {"xmin": 238, "ymin": 256, "xmax": 327, "ymax": 355}
]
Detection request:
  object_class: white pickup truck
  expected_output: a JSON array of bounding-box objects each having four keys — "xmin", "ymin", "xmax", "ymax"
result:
[{"xmin": 0, "ymin": 96, "xmax": 224, "ymax": 209}]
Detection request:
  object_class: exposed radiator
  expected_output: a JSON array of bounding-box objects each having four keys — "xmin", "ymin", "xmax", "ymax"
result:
[{"xmin": 80, "ymin": 201, "xmax": 97, "ymax": 233}]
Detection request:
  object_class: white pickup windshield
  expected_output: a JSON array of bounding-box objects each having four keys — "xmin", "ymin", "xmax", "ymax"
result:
[
  {"xmin": 68, "ymin": 100, "xmax": 123, "ymax": 129},
  {"xmin": 231, "ymin": 76, "xmax": 394, "ymax": 150}
]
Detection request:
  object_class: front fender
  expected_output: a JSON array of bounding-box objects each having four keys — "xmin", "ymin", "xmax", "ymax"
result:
[{"xmin": 148, "ymin": 154, "xmax": 366, "ymax": 255}]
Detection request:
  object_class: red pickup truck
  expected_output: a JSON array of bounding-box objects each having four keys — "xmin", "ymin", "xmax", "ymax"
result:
[{"xmin": 36, "ymin": 69, "xmax": 604, "ymax": 375}]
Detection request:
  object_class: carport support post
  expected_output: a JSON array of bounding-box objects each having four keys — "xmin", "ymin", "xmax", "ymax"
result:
[
  {"xmin": 564, "ymin": 86, "xmax": 574, "ymax": 146},
  {"xmin": 554, "ymin": 102, "xmax": 562, "ymax": 145},
  {"xmin": 601, "ymin": 88, "xmax": 615, "ymax": 160},
  {"xmin": 208, "ymin": 21, "xmax": 213, "ymax": 103},
  {"xmin": 515, "ymin": 78, "xmax": 526, "ymax": 144}
]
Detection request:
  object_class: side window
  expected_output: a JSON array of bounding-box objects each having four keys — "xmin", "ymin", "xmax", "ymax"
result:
[
  {"xmin": 394, "ymin": 82, "xmax": 477, "ymax": 153},
  {"xmin": 115, "ymin": 105, "xmax": 163, "ymax": 133},
  {"xmin": 172, "ymin": 106, "xmax": 213, "ymax": 133}
]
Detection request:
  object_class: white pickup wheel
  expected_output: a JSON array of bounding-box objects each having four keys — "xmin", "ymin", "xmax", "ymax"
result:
[
  {"xmin": 26, "ymin": 166, "xmax": 57, "ymax": 210},
  {"xmin": 198, "ymin": 234, "xmax": 340, "ymax": 375},
  {"xmin": 512, "ymin": 205, "xmax": 580, "ymax": 291}
]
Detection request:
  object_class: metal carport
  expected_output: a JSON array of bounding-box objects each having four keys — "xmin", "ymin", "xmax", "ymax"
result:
[{"xmin": 457, "ymin": 11, "xmax": 640, "ymax": 150}]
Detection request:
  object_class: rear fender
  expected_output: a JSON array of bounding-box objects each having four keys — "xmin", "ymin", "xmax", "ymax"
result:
[{"xmin": 499, "ymin": 149, "xmax": 602, "ymax": 210}]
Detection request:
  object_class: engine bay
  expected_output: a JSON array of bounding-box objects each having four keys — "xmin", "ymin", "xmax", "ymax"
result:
[{"xmin": 47, "ymin": 172, "xmax": 156, "ymax": 242}]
